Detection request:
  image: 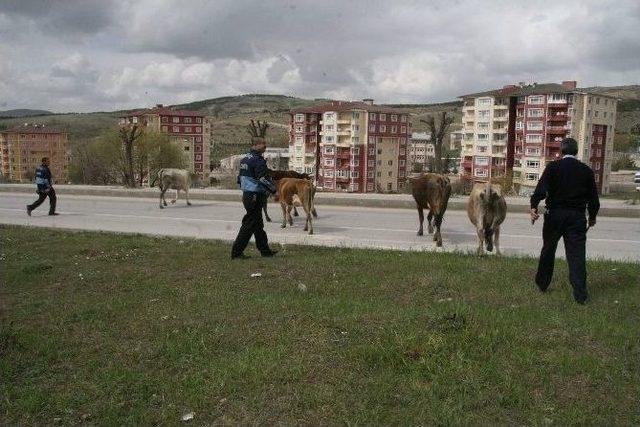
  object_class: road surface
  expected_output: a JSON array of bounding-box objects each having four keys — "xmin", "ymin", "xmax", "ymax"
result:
[{"xmin": 1, "ymin": 193, "xmax": 639, "ymax": 261}]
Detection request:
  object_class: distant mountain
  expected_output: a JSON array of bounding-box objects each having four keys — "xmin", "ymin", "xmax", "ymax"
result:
[{"xmin": 0, "ymin": 109, "xmax": 53, "ymax": 118}]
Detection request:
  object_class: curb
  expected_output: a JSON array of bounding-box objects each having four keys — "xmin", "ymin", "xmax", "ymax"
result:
[{"xmin": 1, "ymin": 185, "xmax": 638, "ymax": 218}]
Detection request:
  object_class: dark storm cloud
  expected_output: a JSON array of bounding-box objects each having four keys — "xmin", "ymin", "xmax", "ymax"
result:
[{"xmin": 0, "ymin": 0, "xmax": 638, "ymax": 112}]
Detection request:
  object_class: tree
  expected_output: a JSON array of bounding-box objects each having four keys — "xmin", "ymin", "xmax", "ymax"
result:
[
  {"xmin": 420, "ymin": 112, "xmax": 455, "ymax": 173},
  {"xmin": 119, "ymin": 123, "xmax": 144, "ymax": 187},
  {"xmin": 145, "ymin": 132, "xmax": 188, "ymax": 182}
]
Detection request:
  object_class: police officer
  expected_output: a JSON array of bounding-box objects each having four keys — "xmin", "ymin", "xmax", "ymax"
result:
[
  {"xmin": 230, "ymin": 136, "xmax": 278, "ymax": 259},
  {"xmin": 530, "ymin": 137, "xmax": 599, "ymax": 304},
  {"xmin": 27, "ymin": 157, "xmax": 58, "ymax": 216}
]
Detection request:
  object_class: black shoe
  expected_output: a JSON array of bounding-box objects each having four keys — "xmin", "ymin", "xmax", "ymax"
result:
[
  {"xmin": 231, "ymin": 254, "xmax": 250, "ymax": 260},
  {"xmin": 575, "ymin": 297, "xmax": 590, "ymax": 305},
  {"xmin": 261, "ymin": 250, "xmax": 278, "ymax": 257},
  {"xmin": 27, "ymin": 206, "xmax": 32, "ymax": 216},
  {"xmin": 49, "ymin": 212, "xmax": 60, "ymax": 216}
]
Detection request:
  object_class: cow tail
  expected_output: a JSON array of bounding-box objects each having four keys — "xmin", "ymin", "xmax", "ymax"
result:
[{"xmin": 484, "ymin": 226, "xmax": 494, "ymax": 252}]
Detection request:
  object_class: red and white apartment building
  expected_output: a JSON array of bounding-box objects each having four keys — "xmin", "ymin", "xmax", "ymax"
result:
[
  {"xmin": 288, "ymin": 100, "xmax": 411, "ymax": 193},
  {"xmin": 460, "ymin": 81, "xmax": 617, "ymax": 194},
  {"xmin": 119, "ymin": 104, "xmax": 211, "ymax": 181}
]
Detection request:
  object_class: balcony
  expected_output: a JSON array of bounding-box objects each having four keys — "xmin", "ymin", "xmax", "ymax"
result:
[
  {"xmin": 547, "ymin": 114, "xmax": 568, "ymax": 122},
  {"xmin": 493, "ymin": 115, "xmax": 508, "ymax": 121},
  {"xmin": 547, "ymin": 126, "xmax": 569, "ymax": 134},
  {"xmin": 337, "ymin": 119, "xmax": 351, "ymax": 125}
]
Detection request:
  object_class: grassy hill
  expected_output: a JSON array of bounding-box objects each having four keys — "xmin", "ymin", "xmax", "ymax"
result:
[{"xmin": 0, "ymin": 109, "xmax": 53, "ymax": 118}]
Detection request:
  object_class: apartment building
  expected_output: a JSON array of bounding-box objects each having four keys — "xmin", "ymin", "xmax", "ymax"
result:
[
  {"xmin": 288, "ymin": 100, "xmax": 410, "ymax": 193},
  {"xmin": 460, "ymin": 81, "xmax": 617, "ymax": 194},
  {"xmin": 119, "ymin": 104, "xmax": 211, "ymax": 181},
  {"xmin": 0, "ymin": 124, "xmax": 69, "ymax": 183},
  {"xmin": 407, "ymin": 132, "xmax": 435, "ymax": 172}
]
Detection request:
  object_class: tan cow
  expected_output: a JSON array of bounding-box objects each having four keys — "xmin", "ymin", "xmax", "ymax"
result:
[
  {"xmin": 410, "ymin": 173, "xmax": 452, "ymax": 247},
  {"xmin": 467, "ymin": 182, "xmax": 507, "ymax": 255},
  {"xmin": 150, "ymin": 168, "xmax": 193, "ymax": 209},
  {"xmin": 277, "ymin": 178, "xmax": 316, "ymax": 235}
]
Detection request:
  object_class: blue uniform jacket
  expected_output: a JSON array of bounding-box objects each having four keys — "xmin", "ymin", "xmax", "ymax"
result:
[
  {"xmin": 35, "ymin": 165, "xmax": 52, "ymax": 191},
  {"xmin": 237, "ymin": 150, "xmax": 276, "ymax": 194}
]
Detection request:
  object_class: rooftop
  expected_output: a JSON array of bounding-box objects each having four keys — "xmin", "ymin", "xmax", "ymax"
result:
[
  {"xmin": 459, "ymin": 81, "xmax": 618, "ymax": 99},
  {"xmin": 1, "ymin": 124, "xmax": 67, "ymax": 134},
  {"xmin": 290, "ymin": 100, "xmax": 406, "ymax": 115}
]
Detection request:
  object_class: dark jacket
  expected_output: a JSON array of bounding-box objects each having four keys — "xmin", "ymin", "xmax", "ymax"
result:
[
  {"xmin": 237, "ymin": 149, "xmax": 276, "ymax": 194},
  {"xmin": 530, "ymin": 156, "xmax": 600, "ymax": 220},
  {"xmin": 35, "ymin": 165, "xmax": 53, "ymax": 192}
]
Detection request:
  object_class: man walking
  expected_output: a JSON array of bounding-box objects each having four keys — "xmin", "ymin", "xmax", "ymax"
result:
[
  {"xmin": 530, "ymin": 138, "xmax": 599, "ymax": 304},
  {"xmin": 230, "ymin": 130, "xmax": 278, "ymax": 260},
  {"xmin": 27, "ymin": 157, "xmax": 58, "ymax": 216}
]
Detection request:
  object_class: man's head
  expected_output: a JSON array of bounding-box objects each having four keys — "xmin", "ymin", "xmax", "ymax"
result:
[
  {"xmin": 41, "ymin": 157, "xmax": 50, "ymax": 166},
  {"xmin": 252, "ymin": 136, "xmax": 267, "ymax": 154},
  {"xmin": 561, "ymin": 138, "xmax": 578, "ymax": 156}
]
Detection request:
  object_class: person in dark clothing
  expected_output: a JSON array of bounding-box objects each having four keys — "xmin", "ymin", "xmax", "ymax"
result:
[
  {"xmin": 230, "ymin": 136, "xmax": 278, "ymax": 260},
  {"xmin": 27, "ymin": 157, "xmax": 58, "ymax": 216},
  {"xmin": 530, "ymin": 137, "xmax": 600, "ymax": 304}
]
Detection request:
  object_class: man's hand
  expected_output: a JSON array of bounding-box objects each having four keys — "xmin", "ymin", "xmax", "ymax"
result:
[
  {"xmin": 588, "ymin": 217, "xmax": 596, "ymax": 228},
  {"xmin": 530, "ymin": 208, "xmax": 540, "ymax": 224}
]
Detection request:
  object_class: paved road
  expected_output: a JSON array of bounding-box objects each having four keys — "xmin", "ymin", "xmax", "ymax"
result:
[{"xmin": 2, "ymin": 193, "xmax": 639, "ymax": 261}]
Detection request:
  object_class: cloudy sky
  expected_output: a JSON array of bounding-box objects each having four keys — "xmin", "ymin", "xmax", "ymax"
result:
[{"xmin": 1, "ymin": 0, "xmax": 639, "ymax": 112}]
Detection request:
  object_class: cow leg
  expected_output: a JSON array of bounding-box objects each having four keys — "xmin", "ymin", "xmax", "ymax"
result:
[
  {"xmin": 159, "ymin": 188, "xmax": 166, "ymax": 208},
  {"xmin": 311, "ymin": 207, "xmax": 318, "ymax": 218},
  {"xmin": 280, "ymin": 202, "xmax": 287, "ymax": 228},
  {"xmin": 494, "ymin": 226, "xmax": 501, "ymax": 255},
  {"xmin": 287, "ymin": 205, "xmax": 294, "ymax": 226},
  {"xmin": 434, "ymin": 213, "xmax": 444, "ymax": 247},
  {"xmin": 475, "ymin": 213, "xmax": 484, "ymax": 255},
  {"xmin": 293, "ymin": 207, "xmax": 299, "ymax": 217},
  {"xmin": 476, "ymin": 227, "xmax": 485, "ymax": 255},
  {"xmin": 427, "ymin": 211, "xmax": 434, "ymax": 234},
  {"xmin": 171, "ymin": 189, "xmax": 177, "ymax": 204},
  {"xmin": 185, "ymin": 188, "xmax": 191, "ymax": 206},
  {"xmin": 417, "ymin": 206, "xmax": 424, "ymax": 236}
]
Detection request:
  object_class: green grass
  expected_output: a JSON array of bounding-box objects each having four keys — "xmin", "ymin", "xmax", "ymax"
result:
[{"xmin": 1, "ymin": 225, "xmax": 639, "ymax": 425}]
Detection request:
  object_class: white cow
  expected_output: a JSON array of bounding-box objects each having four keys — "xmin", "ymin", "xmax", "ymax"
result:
[
  {"xmin": 151, "ymin": 168, "xmax": 192, "ymax": 209},
  {"xmin": 467, "ymin": 182, "xmax": 507, "ymax": 255}
]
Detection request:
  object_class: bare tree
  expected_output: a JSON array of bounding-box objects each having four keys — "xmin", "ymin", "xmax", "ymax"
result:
[
  {"xmin": 420, "ymin": 112, "xmax": 455, "ymax": 174},
  {"xmin": 119, "ymin": 123, "xmax": 144, "ymax": 187}
]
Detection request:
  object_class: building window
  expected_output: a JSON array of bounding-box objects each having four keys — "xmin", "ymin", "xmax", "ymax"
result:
[
  {"xmin": 368, "ymin": 160, "xmax": 375, "ymax": 167},
  {"xmin": 527, "ymin": 121, "xmax": 543, "ymax": 131},
  {"xmin": 527, "ymin": 108, "xmax": 544, "ymax": 118},
  {"xmin": 478, "ymin": 98, "xmax": 491, "ymax": 106},
  {"xmin": 380, "ymin": 113, "xmax": 387, "ymax": 121},
  {"xmin": 387, "ymin": 160, "xmax": 393, "ymax": 166},
  {"xmin": 324, "ymin": 169, "xmax": 334, "ymax": 177},
  {"xmin": 369, "ymin": 113, "xmax": 376, "ymax": 120},
  {"xmin": 526, "ymin": 160, "xmax": 540, "ymax": 168},
  {"xmin": 526, "ymin": 134, "xmax": 543, "ymax": 143},
  {"xmin": 528, "ymin": 95, "xmax": 544, "ymax": 105},
  {"xmin": 324, "ymin": 145, "xmax": 335, "ymax": 154},
  {"xmin": 475, "ymin": 156, "xmax": 489, "ymax": 166},
  {"xmin": 399, "ymin": 160, "xmax": 405, "ymax": 167},
  {"xmin": 380, "ymin": 125, "xmax": 386, "ymax": 132},
  {"xmin": 377, "ymin": 171, "xmax": 381, "ymax": 177},
  {"xmin": 172, "ymin": 117, "xmax": 179, "ymax": 123},
  {"xmin": 478, "ymin": 122, "xmax": 489, "ymax": 130},
  {"xmin": 477, "ymin": 134, "xmax": 489, "ymax": 141},
  {"xmin": 352, "ymin": 159, "xmax": 360, "ymax": 166},
  {"xmin": 525, "ymin": 148, "xmax": 541, "ymax": 156},
  {"xmin": 161, "ymin": 116, "xmax": 168, "ymax": 123},
  {"xmin": 185, "ymin": 117, "xmax": 192, "ymax": 124},
  {"xmin": 526, "ymin": 173, "xmax": 539, "ymax": 181},
  {"xmin": 324, "ymin": 159, "xmax": 334, "ymax": 166},
  {"xmin": 185, "ymin": 127, "xmax": 192, "ymax": 133},
  {"xmin": 173, "ymin": 126, "xmax": 179, "ymax": 132},
  {"xmin": 369, "ymin": 124, "xmax": 376, "ymax": 132},
  {"xmin": 325, "ymin": 112, "xmax": 335, "ymax": 120},
  {"xmin": 351, "ymin": 147, "xmax": 360, "ymax": 155},
  {"xmin": 195, "ymin": 127, "xmax": 201, "ymax": 133},
  {"xmin": 390, "ymin": 114, "xmax": 397, "ymax": 122},
  {"xmin": 478, "ymin": 146, "xmax": 488, "ymax": 153},
  {"xmin": 474, "ymin": 169, "xmax": 488, "ymax": 178},
  {"xmin": 594, "ymin": 111, "xmax": 599, "ymax": 118},
  {"xmin": 399, "ymin": 171, "xmax": 405, "ymax": 178},
  {"xmin": 478, "ymin": 110, "xmax": 490, "ymax": 119},
  {"xmin": 367, "ymin": 182, "xmax": 374, "ymax": 191},
  {"xmin": 368, "ymin": 147, "xmax": 375, "ymax": 155},
  {"xmin": 196, "ymin": 117, "xmax": 202, "ymax": 123},
  {"xmin": 352, "ymin": 112, "xmax": 360, "ymax": 119},
  {"xmin": 351, "ymin": 171, "xmax": 359, "ymax": 178},
  {"xmin": 324, "ymin": 136, "xmax": 334, "ymax": 142},
  {"xmin": 295, "ymin": 114, "xmax": 304, "ymax": 122},
  {"xmin": 391, "ymin": 126, "xmax": 397, "ymax": 133}
]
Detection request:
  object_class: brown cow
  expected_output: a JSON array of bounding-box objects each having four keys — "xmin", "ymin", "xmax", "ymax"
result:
[
  {"xmin": 277, "ymin": 178, "xmax": 316, "ymax": 235},
  {"xmin": 467, "ymin": 182, "xmax": 507, "ymax": 255},
  {"xmin": 263, "ymin": 169, "xmax": 318, "ymax": 221},
  {"xmin": 410, "ymin": 173, "xmax": 452, "ymax": 247}
]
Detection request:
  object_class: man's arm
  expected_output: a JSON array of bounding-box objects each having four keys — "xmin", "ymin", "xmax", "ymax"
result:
[
  {"xmin": 254, "ymin": 158, "xmax": 276, "ymax": 194},
  {"xmin": 530, "ymin": 164, "xmax": 552, "ymax": 220},
  {"xmin": 587, "ymin": 168, "xmax": 600, "ymax": 226}
]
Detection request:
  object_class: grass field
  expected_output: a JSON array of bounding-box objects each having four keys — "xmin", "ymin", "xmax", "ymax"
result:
[{"xmin": 1, "ymin": 226, "xmax": 639, "ymax": 425}]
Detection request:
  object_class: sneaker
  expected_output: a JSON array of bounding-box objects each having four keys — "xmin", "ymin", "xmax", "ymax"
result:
[
  {"xmin": 26, "ymin": 206, "xmax": 32, "ymax": 216},
  {"xmin": 231, "ymin": 254, "xmax": 250, "ymax": 260},
  {"xmin": 261, "ymin": 250, "xmax": 278, "ymax": 258}
]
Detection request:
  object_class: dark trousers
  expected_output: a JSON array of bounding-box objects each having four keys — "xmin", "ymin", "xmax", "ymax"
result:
[
  {"xmin": 231, "ymin": 192, "xmax": 270, "ymax": 256},
  {"xmin": 535, "ymin": 209, "xmax": 588, "ymax": 302},
  {"xmin": 28, "ymin": 188, "xmax": 57, "ymax": 214}
]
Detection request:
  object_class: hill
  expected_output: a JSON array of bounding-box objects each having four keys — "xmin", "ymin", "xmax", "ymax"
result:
[{"xmin": 0, "ymin": 109, "xmax": 53, "ymax": 118}]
